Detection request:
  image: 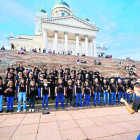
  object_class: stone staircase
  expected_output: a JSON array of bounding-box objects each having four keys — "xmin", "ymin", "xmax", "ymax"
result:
[
  {"xmin": 1, "ymin": 50, "xmax": 139, "ymax": 77},
  {"xmin": 0, "ymin": 50, "xmax": 139, "ymax": 113}
]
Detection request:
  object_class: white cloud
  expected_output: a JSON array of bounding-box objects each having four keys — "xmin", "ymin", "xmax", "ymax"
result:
[
  {"xmin": 105, "ymin": 22, "xmax": 116, "ymax": 30},
  {"xmin": 0, "ymin": 0, "xmax": 35, "ymax": 27},
  {"xmin": 114, "ymin": 43, "xmax": 121, "ymax": 46}
]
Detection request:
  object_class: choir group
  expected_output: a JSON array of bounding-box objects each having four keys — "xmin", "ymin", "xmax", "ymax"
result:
[{"xmin": 0, "ymin": 63, "xmax": 138, "ymax": 113}]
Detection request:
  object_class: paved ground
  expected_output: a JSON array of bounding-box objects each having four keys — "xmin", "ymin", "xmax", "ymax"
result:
[{"xmin": 0, "ymin": 106, "xmax": 140, "ymax": 140}]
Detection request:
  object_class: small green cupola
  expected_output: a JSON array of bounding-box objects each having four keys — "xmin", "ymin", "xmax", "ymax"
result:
[
  {"xmin": 83, "ymin": 14, "xmax": 89, "ymax": 21},
  {"xmin": 38, "ymin": 5, "xmax": 46, "ymax": 13}
]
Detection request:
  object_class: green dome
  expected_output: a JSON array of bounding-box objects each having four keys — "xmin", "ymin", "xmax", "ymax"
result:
[
  {"xmin": 55, "ymin": 0, "xmax": 70, "ymax": 8},
  {"xmin": 83, "ymin": 15, "xmax": 89, "ymax": 21},
  {"xmin": 38, "ymin": 6, "xmax": 46, "ymax": 13}
]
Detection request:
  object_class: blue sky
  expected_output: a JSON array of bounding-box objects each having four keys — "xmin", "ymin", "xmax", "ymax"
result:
[{"xmin": 0, "ymin": 0, "xmax": 140, "ymax": 60}]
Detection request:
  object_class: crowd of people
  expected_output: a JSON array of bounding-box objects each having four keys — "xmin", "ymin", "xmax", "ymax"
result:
[{"xmin": 0, "ymin": 63, "xmax": 139, "ymax": 113}]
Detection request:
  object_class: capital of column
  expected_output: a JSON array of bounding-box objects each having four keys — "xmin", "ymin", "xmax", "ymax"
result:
[
  {"xmin": 54, "ymin": 30, "xmax": 58, "ymax": 34},
  {"xmin": 84, "ymin": 35, "xmax": 88, "ymax": 38},
  {"xmin": 75, "ymin": 33, "xmax": 79, "ymax": 37},
  {"xmin": 44, "ymin": 29, "xmax": 47, "ymax": 32},
  {"xmin": 64, "ymin": 32, "xmax": 68, "ymax": 35}
]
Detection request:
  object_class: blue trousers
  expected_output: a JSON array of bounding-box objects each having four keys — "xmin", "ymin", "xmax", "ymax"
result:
[
  {"xmin": 0, "ymin": 95, "xmax": 3, "ymax": 111},
  {"xmin": 103, "ymin": 92, "xmax": 109, "ymax": 105},
  {"xmin": 6, "ymin": 97, "xmax": 14, "ymax": 110},
  {"xmin": 56, "ymin": 94, "xmax": 64, "ymax": 108},
  {"xmin": 18, "ymin": 92, "xmax": 26, "ymax": 111},
  {"xmin": 124, "ymin": 93, "xmax": 130, "ymax": 103},
  {"xmin": 94, "ymin": 92, "xmax": 100, "ymax": 105},
  {"xmin": 118, "ymin": 92, "xmax": 124, "ymax": 104},
  {"xmin": 66, "ymin": 96, "xmax": 72, "ymax": 106},
  {"xmin": 29, "ymin": 96, "xmax": 35, "ymax": 109},
  {"xmin": 132, "ymin": 93, "xmax": 139, "ymax": 101},
  {"xmin": 76, "ymin": 93, "xmax": 82, "ymax": 107},
  {"xmin": 38, "ymin": 88, "xmax": 41, "ymax": 97},
  {"xmin": 42, "ymin": 94, "xmax": 49, "ymax": 108},
  {"xmin": 136, "ymin": 133, "xmax": 140, "ymax": 140},
  {"xmin": 111, "ymin": 92, "xmax": 116, "ymax": 104},
  {"xmin": 85, "ymin": 94, "xmax": 90, "ymax": 106}
]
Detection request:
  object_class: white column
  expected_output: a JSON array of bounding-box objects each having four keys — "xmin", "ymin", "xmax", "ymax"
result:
[
  {"xmin": 76, "ymin": 34, "xmax": 79, "ymax": 55},
  {"xmin": 43, "ymin": 29, "xmax": 47, "ymax": 51},
  {"xmin": 90, "ymin": 41, "xmax": 93, "ymax": 57},
  {"xmin": 54, "ymin": 31, "xmax": 58, "ymax": 54},
  {"xmin": 34, "ymin": 44, "xmax": 36, "ymax": 50},
  {"xmin": 85, "ymin": 35, "xmax": 88, "ymax": 56},
  {"xmin": 94, "ymin": 37, "xmax": 97, "ymax": 57},
  {"xmin": 64, "ymin": 32, "xmax": 68, "ymax": 54}
]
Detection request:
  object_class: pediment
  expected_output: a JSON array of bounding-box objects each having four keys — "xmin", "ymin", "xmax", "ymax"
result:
[{"xmin": 43, "ymin": 16, "xmax": 99, "ymax": 31}]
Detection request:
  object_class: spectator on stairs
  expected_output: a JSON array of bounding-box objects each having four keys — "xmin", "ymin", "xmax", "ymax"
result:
[
  {"xmin": 95, "ymin": 60, "xmax": 102, "ymax": 65},
  {"xmin": 17, "ymin": 50, "xmax": 25, "ymax": 55},
  {"xmin": 1, "ymin": 45, "xmax": 5, "ymax": 50},
  {"xmin": 118, "ymin": 61, "xmax": 121, "ymax": 66},
  {"xmin": 11, "ymin": 43, "xmax": 14, "ymax": 50},
  {"xmin": 93, "ymin": 59, "xmax": 96, "ymax": 64},
  {"xmin": 81, "ymin": 59, "xmax": 87, "ymax": 64},
  {"xmin": 82, "ymin": 53, "xmax": 85, "ymax": 56},
  {"xmin": 34, "ymin": 48, "xmax": 37, "ymax": 52},
  {"xmin": 129, "ymin": 65, "xmax": 138, "ymax": 76},
  {"xmin": 21, "ymin": 47, "xmax": 23, "ymax": 51},
  {"xmin": 23, "ymin": 47, "xmax": 26, "ymax": 51},
  {"xmin": 76, "ymin": 58, "xmax": 80, "ymax": 63},
  {"xmin": 39, "ymin": 47, "xmax": 41, "ymax": 52}
]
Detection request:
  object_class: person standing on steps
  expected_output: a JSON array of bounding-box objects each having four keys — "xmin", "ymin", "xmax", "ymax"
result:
[
  {"xmin": 0, "ymin": 77, "xmax": 4, "ymax": 113},
  {"xmin": 28, "ymin": 81, "xmax": 37, "ymax": 112},
  {"xmin": 41, "ymin": 79, "xmax": 50, "ymax": 110},
  {"xmin": 65, "ymin": 80, "xmax": 74, "ymax": 108},
  {"xmin": 124, "ymin": 79, "xmax": 131, "ymax": 103},
  {"xmin": 75, "ymin": 79, "xmax": 83, "ymax": 107},
  {"xmin": 37, "ymin": 74, "xmax": 44, "ymax": 100},
  {"xmin": 102, "ymin": 79, "xmax": 110, "ymax": 106},
  {"xmin": 55, "ymin": 78, "xmax": 66, "ymax": 109},
  {"xmin": 83, "ymin": 81, "xmax": 91, "ymax": 107},
  {"xmin": 47, "ymin": 74, "xmax": 55, "ymax": 100},
  {"xmin": 4, "ymin": 81, "xmax": 15, "ymax": 113},
  {"xmin": 15, "ymin": 72, "xmax": 23, "ymax": 101},
  {"xmin": 117, "ymin": 78, "xmax": 125, "ymax": 105},
  {"xmin": 110, "ymin": 78, "xmax": 117, "ymax": 105},
  {"xmin": 17, "ymin": 78, "xmax": 27, "ymax": 112},
  {"xmin": 93, "ymin": 78, "xmax": 101, "ymax": 106}
]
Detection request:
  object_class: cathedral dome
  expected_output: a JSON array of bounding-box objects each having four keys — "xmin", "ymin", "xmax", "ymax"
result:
[
  {"xmin": 52, "ymin": 0, "xmax": 71, "ymax": 17},
  {"xmin": 55, "ymin": 0, "xmax": 70, "ymax": 8}
]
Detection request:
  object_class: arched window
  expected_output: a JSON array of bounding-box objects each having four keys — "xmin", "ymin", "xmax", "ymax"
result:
[{"xmin": 62, "ymin": 13, "xmax": 65, "ymax": 16}]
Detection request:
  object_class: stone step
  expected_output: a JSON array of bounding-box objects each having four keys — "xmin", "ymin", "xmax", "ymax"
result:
[{"xmin": 0, "ymin": 50, "xmax": 139, "ymax": 78}]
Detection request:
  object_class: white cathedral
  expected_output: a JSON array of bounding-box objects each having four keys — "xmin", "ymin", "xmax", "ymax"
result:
[{"xmin": 8, "ymin": 0, "xmax": 107, "ymax": 57}]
